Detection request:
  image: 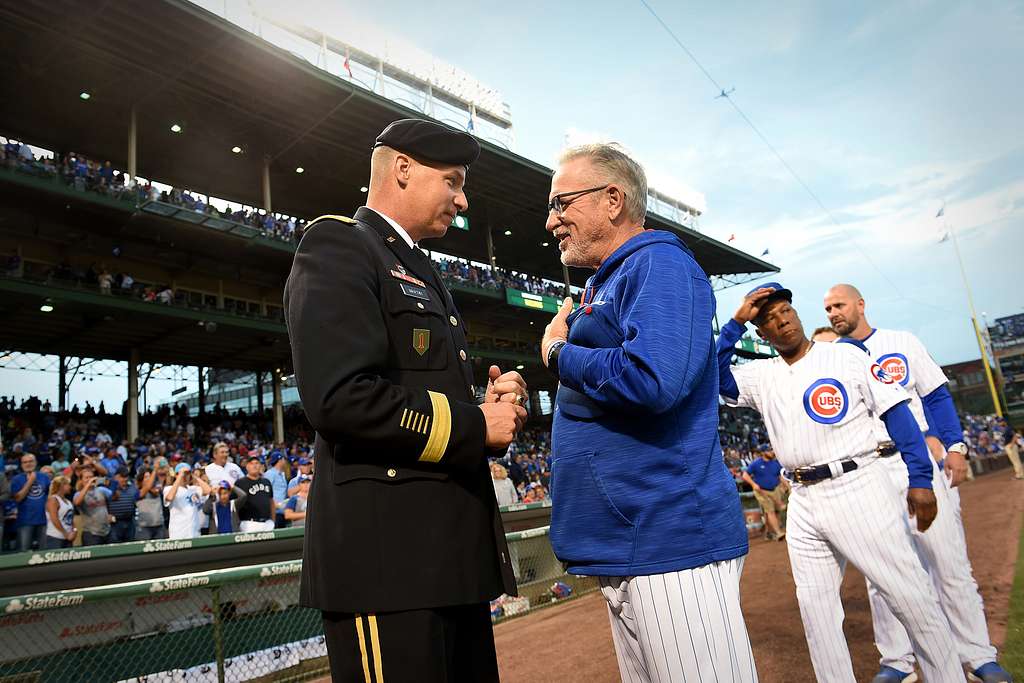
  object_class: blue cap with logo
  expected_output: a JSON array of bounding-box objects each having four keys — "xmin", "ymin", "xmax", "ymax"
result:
[{"xmin": 746, "ymin": 281, "xmax": 792, "ymax": 321}]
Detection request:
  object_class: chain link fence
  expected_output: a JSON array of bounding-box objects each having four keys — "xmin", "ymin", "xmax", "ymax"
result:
[{"xmin": 0, "ymin": 526, "xmax": 590, "ymax": 682}]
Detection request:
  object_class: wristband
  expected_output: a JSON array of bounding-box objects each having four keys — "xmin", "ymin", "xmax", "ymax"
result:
[{"xmin": 546, "ymin": 340, "xmax": 567, "ymax": 378}]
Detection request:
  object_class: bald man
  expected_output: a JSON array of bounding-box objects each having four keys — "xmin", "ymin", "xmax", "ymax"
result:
[{"xmin": 824, "ymin": 284, "xmax": 1010, "ymax": 683}]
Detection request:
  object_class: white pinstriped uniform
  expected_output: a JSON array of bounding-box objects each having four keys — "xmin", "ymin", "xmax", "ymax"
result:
[
  {"xmin": 726, "ymin": 342, "xmax": 962, "ymax": 683},
  {"xmin": 599, "ymin": 558, "xmax": 757, "ymax": 683},
  {"xmin": 862, "ymin": 328, "xmax": 998, "ymax": 673}
]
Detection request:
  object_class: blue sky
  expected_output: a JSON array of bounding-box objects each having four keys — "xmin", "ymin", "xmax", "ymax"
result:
[{"xmin": 3, "ymin": 0, "xmax": 1022, "ymax": 408}]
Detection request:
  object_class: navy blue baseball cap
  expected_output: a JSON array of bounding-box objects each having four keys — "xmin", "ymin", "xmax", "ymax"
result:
[{"xmin": 746, "ymin": 281, "xmax": 792, "ymax": 321}]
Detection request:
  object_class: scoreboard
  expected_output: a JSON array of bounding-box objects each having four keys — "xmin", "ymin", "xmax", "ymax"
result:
[{"xmin": 505, "ymin": 289, "xmax": 561, "ymax": 313}]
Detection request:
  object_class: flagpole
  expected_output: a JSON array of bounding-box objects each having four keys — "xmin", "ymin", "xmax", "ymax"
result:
[{"xmin": 947, "ymin": 220, "xmax": 1003, "ymax": 417}]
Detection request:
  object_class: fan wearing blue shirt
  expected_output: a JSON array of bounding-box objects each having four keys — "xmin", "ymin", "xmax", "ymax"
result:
[
  {"xmin": 740, "ymin": 447, "xmax": 788, "ymax": 541},
  {"xmin": 11, "ymin": 453, "xmax": 51, "ymax": 551},
  {"xmin": 264, "ymin": 452, "xmax": 289, "ymax": 527}
]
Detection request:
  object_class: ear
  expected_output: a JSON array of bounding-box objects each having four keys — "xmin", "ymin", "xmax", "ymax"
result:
[
  {"xmin": 394, "ymin": 154, "xmax": 412, "ymax": 188},
  {"xmin": 606, "ymin": 185, "xmax": 626, "ymax": 222}
]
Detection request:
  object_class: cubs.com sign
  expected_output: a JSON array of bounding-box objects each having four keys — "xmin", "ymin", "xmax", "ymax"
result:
[
  {"xmin": 803, "ymin": 379, "xmax": 849, "ymax": 425},
  {"xmin": 875, "ymin": 353, "xmax": 910, "ymax": 386}
]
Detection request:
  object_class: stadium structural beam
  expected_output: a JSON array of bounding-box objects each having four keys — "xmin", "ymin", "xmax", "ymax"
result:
[
  {"xmin": 256, "ymin": 371, "xmax": 264, "ymax": 413},
  {"xmin": 562, "ymin": 263, "xmax": 571, "ymax": 297},
  {"xmin": 127, "ymin": 349, "xmax": 140, "ymax": 441},
  {"xmin": 198, "ymin": 366, "xmax": 206, "ymax": 417},
  {"xmin": 272, "ymin": 369, "xmax": 284, "ymax": 444},
  {"xmin": 262, "ymin": 156, "xmax": 272, "ymax": 213},
  {"xmin": 485, "ymin": 224, "xmax": 496, "ymax": 267},
  {"xmin": 58, "ymin": 355, "xmax": 67, "ymax": 412},
  {"xmin": 127, "ymin": 105, "xmax": 137, "ymax": 181}
]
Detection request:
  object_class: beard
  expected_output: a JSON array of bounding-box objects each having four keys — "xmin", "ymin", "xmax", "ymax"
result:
[{"xmin": 831, "ymin": 317, "xmax": 856, "ymax": 335}]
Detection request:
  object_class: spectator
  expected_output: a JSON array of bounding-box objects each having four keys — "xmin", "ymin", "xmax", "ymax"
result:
[
  {"xmin": 0, "ymin": 463, "xmax": 8, "ymax": 544},
  {"xmin": 264, "ymin": 452, "xmax": 289, "ymax": 527},
  {"xmin": 134, "ymin": 468, "xmax": 166, "ymax": 540},
  {"xmin": 44, "ymin": 476, "xmax": 75, "ymax": 549},
  {"xmin": 203, "ymin": 480, "xmax": 247, "ymax": 534},
  {"xmin": 741, "ymin": 446, "xmax": 788, "ymax": 541},
  {"xmin": 283, "ymin": 477, "xmax": 310, "ymax": 527},
  {"xmin": 286, "ymin": 457, "xmax": 313, "ymax": 497},
  {"xmin": 490, "ymin": 462, "xmax": 518, "ymax": 507},
  {"xmin": 73, "ymin": 465, "xmax": 113, "ymax": 546},
  {"xmin": 1003, "ymin": 421, "xmax": 1022, "ymax": 480},
  {"xmin": 12, "ymin": 453, "xmax": 51, "ymax": 551},
  {"xmin": 107, "ymin": 466, "xmax": 140, "ymax": 543},
  {"xmin": 163, "ymin": 463, "xmax": 210, "ymax": 540},
  {"xmin": 204, "ymin": 442, "xmax": 243, "ymax": 488},
  {"xmin": 99, "ymin": 447, "xmax": 124, "ymax": 477},
  {"xmin": 235, "ymin": 455, "xmax": 275, "ymax": 532}
]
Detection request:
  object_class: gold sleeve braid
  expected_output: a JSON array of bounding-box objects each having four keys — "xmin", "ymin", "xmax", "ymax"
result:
[{"xmin": 418, "ymin": 391, "xmax": 451, "ymax": 463}]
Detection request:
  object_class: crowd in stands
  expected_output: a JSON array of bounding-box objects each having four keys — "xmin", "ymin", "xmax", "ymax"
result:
[
  {"xmin": 1, "ymin": 138, "xmax": 305, "ymax": 244},
  {"xmin": 0, "ymin": 396, "xmax": 314, "ymax": 552},
  {"xmin": 3, "ymin": 388, "xmax": 1021, "ymax": 553},
  {"xmin": 437, "ymin": 258, "xmax": 569, "ymax": 299}
]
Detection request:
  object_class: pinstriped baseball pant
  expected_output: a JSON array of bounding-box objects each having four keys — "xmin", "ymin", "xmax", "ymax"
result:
[
  {"xmin": 867, "ymin": 456, "xmax": 997, "ymax": 672},
  {"xmin": 785, "ymin": 459, "xmax": 962, "ymax": 683},
  {"xmin": 599, "ymin": 558, "xmax": 758, "ymax": 683}
]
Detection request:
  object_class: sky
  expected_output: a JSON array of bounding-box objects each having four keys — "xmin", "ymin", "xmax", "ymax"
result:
[{"xmin": 3, "ymin": 0, "xmax": 1023, "ymax": 408}]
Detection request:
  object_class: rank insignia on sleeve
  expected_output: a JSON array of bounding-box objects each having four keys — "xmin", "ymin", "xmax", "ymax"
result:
[{"xmin": 413, "ymin": 328, "xmax": 431, "ymax": 356}]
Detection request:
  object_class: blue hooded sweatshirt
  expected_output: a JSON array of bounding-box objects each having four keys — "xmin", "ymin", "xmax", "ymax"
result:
[{"xmin": 551, "ymin": 230, "xmax": 748, "ymax": 576}]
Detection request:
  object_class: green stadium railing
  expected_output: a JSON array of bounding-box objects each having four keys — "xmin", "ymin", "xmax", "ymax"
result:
[{"xmin": 0, "ymin": 526, "xmax": 590, "ymax": 683}]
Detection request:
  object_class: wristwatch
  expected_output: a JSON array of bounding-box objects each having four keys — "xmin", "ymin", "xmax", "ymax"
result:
[
  {"xmin": 947, "ymin": 442, "xmax": 968, "ymax": 457},
  {"xmin": 545, "ymin": 340, "xmax": 567, "ymax": 378}
]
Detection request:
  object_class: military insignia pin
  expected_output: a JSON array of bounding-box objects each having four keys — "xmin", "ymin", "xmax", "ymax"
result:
[{"xmin": 412, "ymin": 328, "xmax": 430, "ymax": 356}]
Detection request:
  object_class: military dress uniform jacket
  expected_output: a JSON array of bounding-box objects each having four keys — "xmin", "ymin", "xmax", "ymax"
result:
[{"xmin": 284, "ymin": 206, "xmax": 517, "ymax": 614}]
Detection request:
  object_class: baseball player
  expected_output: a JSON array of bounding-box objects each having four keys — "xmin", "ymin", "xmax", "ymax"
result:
[
  {"xmin": 717, "ymin": 283, "xmax": 963, "ymax": 683},
  {"xmin": 824, "ymin": 283, "xmax": 1012, "ymax": 683}
]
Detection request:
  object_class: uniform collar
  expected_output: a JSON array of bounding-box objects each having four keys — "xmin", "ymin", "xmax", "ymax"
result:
[{"xmin": 362, "ymin": 207, "xmax": 415, "ymax": 249}]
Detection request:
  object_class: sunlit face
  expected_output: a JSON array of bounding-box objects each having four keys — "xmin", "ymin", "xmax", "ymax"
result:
[
  {"xmin": 545, "ymin": 157, "xmax": 613, "ymax": 269},
  {"xmin": 755, "ymin": 299, "xmax": 805, "ymax": 353},
  {"xmin": 246, "ymin": 459, "xmax": 262, "ymax": 476},
  {"xmin": 823, "ymin": 289, "xmax": 863, "ymax": 336},
  {"xmin": 405, "ymin": 158, "xmax": 468, "ymax": 239},
  {"xmin": 213, "ymin": 446, "xmax": 228, "ymax": 464},
  {"xmin": 20, "ymin": 455, "xmax": 36, "ymax": 472}
]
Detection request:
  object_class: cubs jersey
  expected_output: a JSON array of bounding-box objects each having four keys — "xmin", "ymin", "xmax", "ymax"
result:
[
  {"xmin": 726, "ymin": 342, "xmax": 911, "ymax": 470},
  {"xmin": 860, "ymin": 328, "xmax": 948, "ymax": 432}
]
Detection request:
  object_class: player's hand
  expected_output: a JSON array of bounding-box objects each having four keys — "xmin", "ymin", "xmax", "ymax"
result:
[
  {"xmin": 943, "ymin": 451, "xmax": 969, "ymax": 488},
  {"xmin": 27, "ymin": 471, "xmax": 36, "ymax": 483},
  {"xmin": 541, "ymin": 297, "xmax": 573, "ymax": 362},
  {"xmin": 906, "ymin": 487, "xmax": 938, "ymax": 532},
  {"xmin": 732, "ymin": 288, "xmax": 775, "ymax": 325},
  {"xmin": 485, "ymin": 365, "xmax": 528, "ymax": 407},
  {"xmin": 480, "ymin": 403, "xmax": 528, "ymax": 449}
]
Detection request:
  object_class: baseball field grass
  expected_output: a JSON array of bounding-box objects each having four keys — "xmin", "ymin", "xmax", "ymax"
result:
[{"xmin": 1005, "ymin": 512, "xmax": 1024, "ymax": 678}]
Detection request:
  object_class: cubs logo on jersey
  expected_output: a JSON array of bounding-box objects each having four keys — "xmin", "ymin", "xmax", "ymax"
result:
[
  {"xmin": 803, "ymin": 378, "xmax": 849, "ymax": 425},
  {"xmin": 870, "ymin": 363, "xmax": 895, "ymax": 384},
  {"xmin": 875, "ymin": 352, "xmax": 909, "ymax": 386}
]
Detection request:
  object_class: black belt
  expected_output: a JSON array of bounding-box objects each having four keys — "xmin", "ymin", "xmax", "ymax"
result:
[
  {"xmin": 787, "ymin": 459, "xmax": 859, "ymax": 484},
  {"xmin": 243, "ymin": 518, "xmax": 271, "ymax": 523},
  {"xmin": 877, "ymin": 442, "xmax": 898, "ymax": 457}
]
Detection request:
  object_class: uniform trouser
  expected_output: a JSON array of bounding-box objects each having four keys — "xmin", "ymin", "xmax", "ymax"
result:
[
  {"xmin": 239, "ymin": 519, "xmax": 275, "ymax": 533},
  {"xmin": 785, "ymin": 459, "xmax": 962, "ymax": 683},
  {"xmin": 1006, "ymin": 443, "xmax": 1023, "ymax": 478},
  {"xmin": 321, "ymin": 603, "xmax": 498, "ymax": 683},
  {"xmin": 598, "ymin": 558, "xmax": 758, "ymax": 683},
  {"xmin": 867, "ymin": 456, "xmax": 997, "ymax": 672}
]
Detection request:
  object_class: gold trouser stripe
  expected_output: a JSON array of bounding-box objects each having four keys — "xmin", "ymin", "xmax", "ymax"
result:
[
  {"xmin": 418, "ymin": 391, "xmax": 451, "ymax": 463},
  {"xmin": 368, "ymin": 614, "xmax": 384, "ymax": 682},
  {"xmin": 420, "ymin": 415, "xmax": 430, "ymax": 435},
  {"xmin": 354, "ymin": 614, "xmax": 372, "ymax": 683},
  {"xmin": 400, "ymin": 409, "xmax": 409, "ymax": 429}
]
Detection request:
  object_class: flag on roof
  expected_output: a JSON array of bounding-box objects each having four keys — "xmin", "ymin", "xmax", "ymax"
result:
[
  {"xmin": 343, "ymin": 49, "xmax": 353, "ymax": 78},
  {"xmin": 727, "ymin": 234, "xmax": 735, "ymax": 242},
  {"xmin": 761, "ymin": 248, "xmax": 770, "ymax": 256}
]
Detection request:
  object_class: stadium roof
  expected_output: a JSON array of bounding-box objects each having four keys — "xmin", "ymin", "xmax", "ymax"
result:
[{"xmin": 0, "ymin": 0, "xmax": 777, "ymax": 289}]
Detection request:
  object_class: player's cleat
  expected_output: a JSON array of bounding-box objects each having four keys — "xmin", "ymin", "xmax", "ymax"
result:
[
  {"xmin": 776, "ymin": 531, "xmax": 786, "ymax": 542},
  {"xmin": 870, "ymin": 666, "xmax": 918, "ymax": 683},
  {"xmin": 967, "ymin": 662, "xmax": 1014, "ymax": 683}
]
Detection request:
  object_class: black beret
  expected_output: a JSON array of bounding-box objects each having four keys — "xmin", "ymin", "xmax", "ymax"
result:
[{"xmin": 373, "ymin": 118, "xmax": 480, "ymax": 167}]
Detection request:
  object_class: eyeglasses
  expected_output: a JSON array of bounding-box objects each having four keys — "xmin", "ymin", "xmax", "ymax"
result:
[{"xmin": 547, "ymin": 184, "xmax": 610, "ymax": 215}]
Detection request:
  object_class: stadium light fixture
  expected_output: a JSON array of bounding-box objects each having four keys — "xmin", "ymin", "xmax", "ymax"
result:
[
  {"xmin": 360, "ymin": 186, "xmax": 368, "ymax": 193},
  {"xmin": 40, "ymin": 303, "xmax": 54, "ymax": 313},
  {"xmin": 504, "ymin": 229, "xmax": 512, "ymax": 236},
  {"xmin": 231, "ymin": 146, "xmax": 242, "ymax": 154},
  {"xmin": 516, "ymin": 364, "xmax": 525, "ymax": 370},
  {"xmin": 170, "ymin": 124, "xmax": 182, "ymax": 133},
  {"xmin": 295, "ymin": 167, "xmax": 304, "ymax": 174},
  {"xmin": 79, "ymin": 91, "xmax": 91, "ymax": 101},
  {"xmin": 541, "ymin": 242, "xmax": 549, "ymax": 247}
]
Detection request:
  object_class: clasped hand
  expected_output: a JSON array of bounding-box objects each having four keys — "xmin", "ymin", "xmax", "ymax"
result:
[{"xmin": 480, "ymin": 365, "xmax": 528, "ymax": 449}]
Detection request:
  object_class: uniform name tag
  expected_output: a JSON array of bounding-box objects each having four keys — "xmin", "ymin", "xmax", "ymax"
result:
[
  {"xmin": 390, "ymin": 270, "xmax": 426, "ymax": 288},
  {"xmin": 400, "ymin": 282, "xmax": 430, "ymax": 301}
]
